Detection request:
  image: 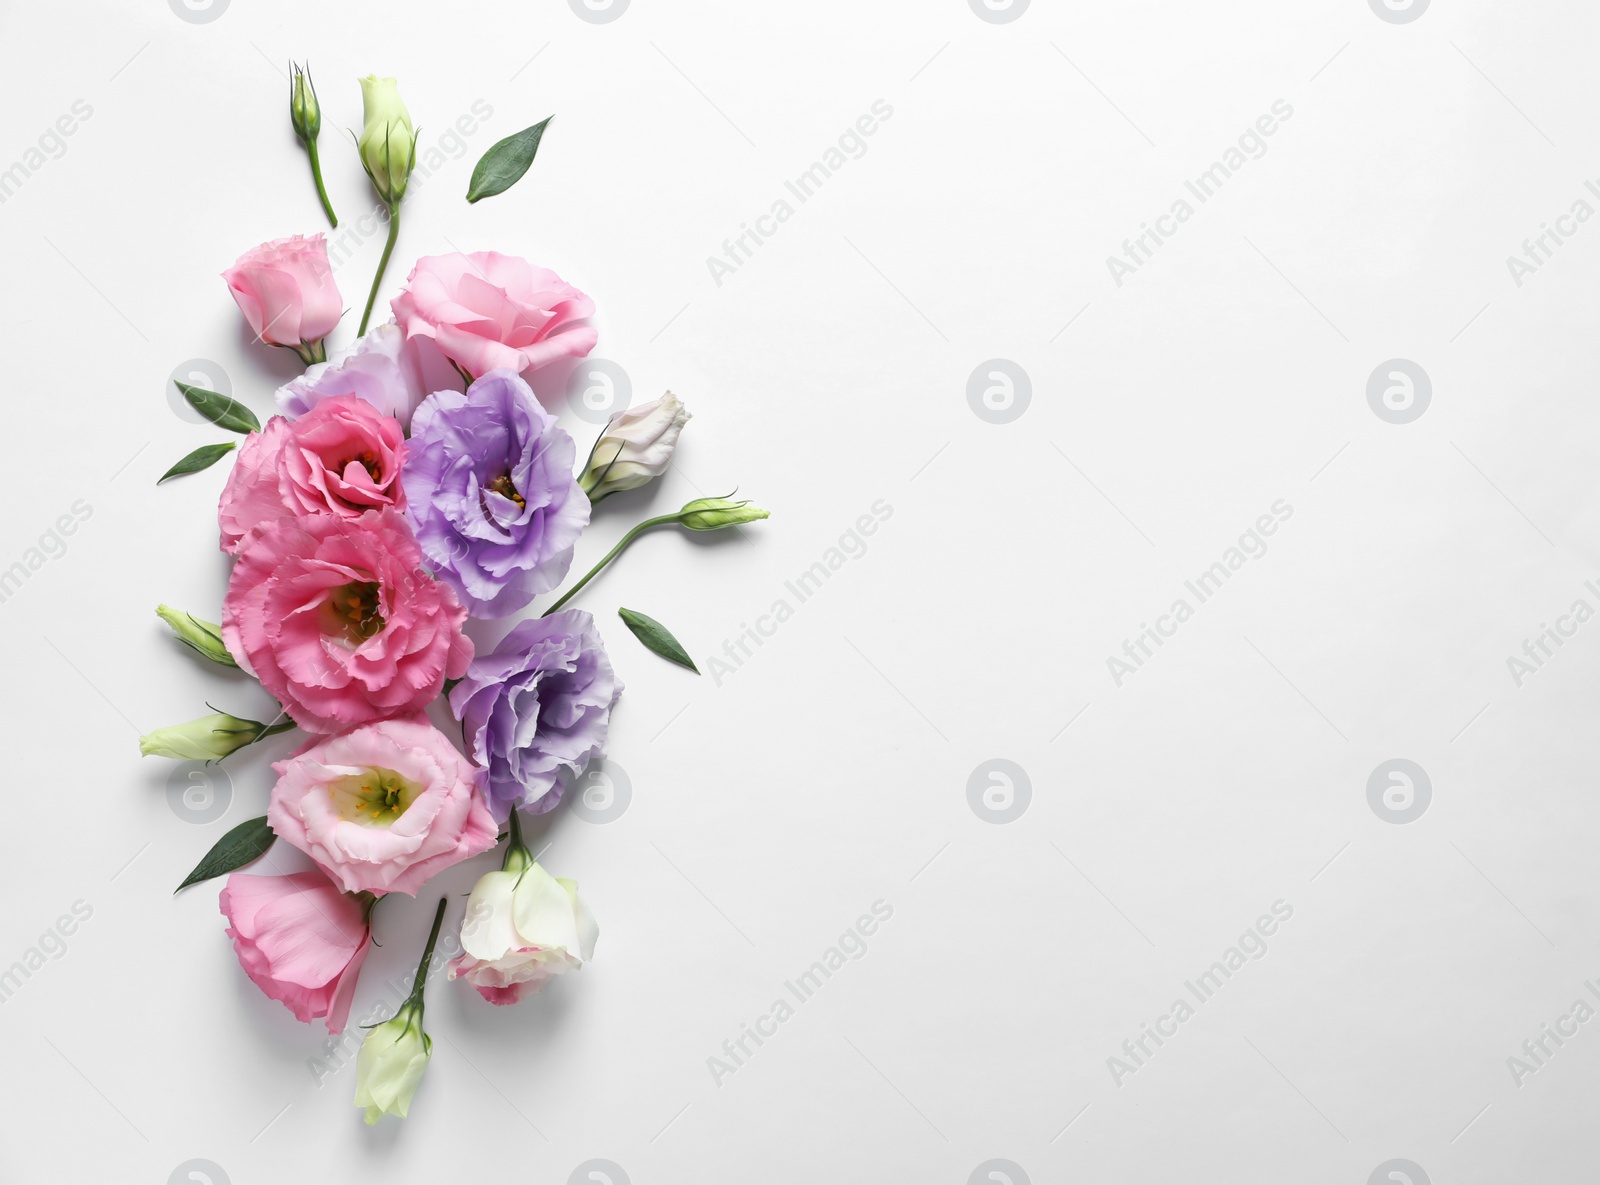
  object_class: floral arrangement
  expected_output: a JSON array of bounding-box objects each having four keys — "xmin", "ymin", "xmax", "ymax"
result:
[{"xmin": 144, "ymin": 68, "xmax": 767, "ymax": 1125}]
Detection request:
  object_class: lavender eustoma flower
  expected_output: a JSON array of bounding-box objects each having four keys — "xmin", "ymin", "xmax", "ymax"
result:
[
  {"xmin": 402, "ymin": 370, "xmax": 589, "ymax": 617},
  {"xmin": 449, "ymin": 610, "xmax": 623, "ymax": 820},
  {"xmin": 276, "ymin": 322, "xmax": 427, "ymax": 429}
]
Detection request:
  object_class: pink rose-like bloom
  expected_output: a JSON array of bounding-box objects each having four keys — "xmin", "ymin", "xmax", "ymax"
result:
[
  {"xmin": 391, "ymin": 252, "xmax": 597, "ymax": 380},
  {"xmin": 219, "ymin": 870, "xmax": 371, "ymax": 1033},
  {"xmin": 224, "ymin": 234, "xmax": 342, "ymax": 351},
  {"xmin": 268, "ymin": 717, "xmax": 497, "ymax": 896},
  {"xmin": 217, "ymin": 395, "xmax": 407, "ymax": 555},
  {"xmin": 221, "ymin": 510, "xmax": 471, "ymax": 733}
]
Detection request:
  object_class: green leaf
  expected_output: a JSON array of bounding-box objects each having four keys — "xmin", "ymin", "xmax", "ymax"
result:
[
  {"xmin": 466, "ymin": 117, "xmax": 552, "ymax": 203},
  {"xmin": 174, "ymin": 381, "xmax": 260, "ymax": 433},
  {"xmin": 157, "ymin": 442, "xmax": 237, "ymax": 484},
  {"xmin": 618, "ymin": 607, "xmax": 699, "ymax": 674},
  {"xmin": 175, "ymin": 815, "xmax": 276, "ymax": 892}
]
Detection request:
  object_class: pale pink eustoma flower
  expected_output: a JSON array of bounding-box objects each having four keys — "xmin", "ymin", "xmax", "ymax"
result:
[
  {"xmin": 391, "ymin": 252, "xmax": 596, "ymax": 380},
  {"xmin": 219, "ymin": 869, "xmax": 370, "ymax": 1033},
  {"xmin": 224, "ymin": 234, "xmax": 342, "ymax": 353},
  {"xmin": 268, "ymin": 716, "xmax": 497, "ymax": 896}
]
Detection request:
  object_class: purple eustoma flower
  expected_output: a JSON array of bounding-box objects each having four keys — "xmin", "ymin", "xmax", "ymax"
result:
[
  {"xmin": 449, "ymin": 610, "xmax": 623, "ymax": 820},
  {"xmin": 403, "ymin": 369, "xmax": 590, "ymax": 617},
  {"xmin": 276, "ymin": 322, "xmax": 427, "ymax": 430}
]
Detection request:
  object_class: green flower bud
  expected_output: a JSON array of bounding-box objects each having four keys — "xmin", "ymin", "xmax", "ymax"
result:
[
  {"xmin": 354, "ymin": 1001, "xmax": 432, "ymax": 1124},
  {"xmin": 677, "ymin": 496, "xmax": 771, "ymax": 532},
  {"xmin": 356, "ymin": 75, "xmax": 416, "ymax": 207},
  {"xmin": 355, "ymin": 897, "xmax": 445, "ymax": 1124},
  {"xmin": 289, "ymin": 62, "xmax": 321, "ymax": 142},
  {"xmin": 155, "ymin": 604, "xmax": 238, "ymax": 667},
  {"xmin": 138, "ymin": 712, "xmax": 292, "ymax": 761}
]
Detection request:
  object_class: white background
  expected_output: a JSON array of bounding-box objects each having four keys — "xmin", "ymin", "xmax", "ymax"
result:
[{"xmin": 1, "ymin": 0, "xmax": 1597, "ymax": 1181}]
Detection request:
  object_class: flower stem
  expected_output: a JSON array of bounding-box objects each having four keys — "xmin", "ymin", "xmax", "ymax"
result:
[
  {"xmin": 405, "ymin": 897, "xmax": 449, "ymax": 1010},
  {"xmin": 503, "ymin": 809, "xmax": 533, "ymax": 876},
  {"xmin": 358, "ymin": 201, "xmax": 401, "ymax": 336},
  {"xmin": 542, "ymin": 513, "xmax": 681, "ymax": 616},
  {"xmin": 307, "ymin": 140, "xmax": 338, "ymax": 228}
]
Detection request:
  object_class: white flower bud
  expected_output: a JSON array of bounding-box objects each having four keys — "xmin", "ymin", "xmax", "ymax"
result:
[
  {"xmin": 138, "ymin": 712, "xmax": 290, "ymax": 761},
  {"xmin": 354, "ymin": 897, "xmax": 446, "ymax": 1124},
  {"xmin": 357, "ymin": 76, "xmax": 416, "ymax": 207},
  {"xmin": 578, "ymin": 392, "xmax": 691, "ymax": 501},
  {"xmin": 353, "ymin": 1003, "xmax": 431, "ymax": 1124}
]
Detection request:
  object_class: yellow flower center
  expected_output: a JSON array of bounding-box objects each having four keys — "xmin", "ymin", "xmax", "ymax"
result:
[
  {"xmin": 487, "ymin": 473, "xmax": 525, "ymax": 508},
  {"xmin": 327, "ymin": 767, "xmax": 421, "ymax": 827}
]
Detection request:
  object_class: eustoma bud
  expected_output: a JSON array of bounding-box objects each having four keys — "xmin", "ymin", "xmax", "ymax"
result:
[
  {"xmin": 540, "ymin": 493, "xmax": 771, "ymax": 615},
  {"xmin": 677, "ymin": 495, "xmax": 771, "ymax": 531},
  {"xmin": 290, "ymin": 62, "xmax": 337, "ymax": 228},
  {"xmin": 356, "ymin": 75, "xmax": 416, "ymax": 208},
  {"xmin": 138, "ymin": 712, "xmax": 293, "ymax": 761},
  {"xmin": 355, "ymin": 897, "xmax": 445, "ymax": 1124},
  {"xmin": 290, "ymin": 62, "xmax": 320, "ymax": 141},
  {"xmin": 578, "ymin": 392, "xmax": 692, "ymax": 502},
  {"xmin": 354, "ymin": 75, "xmax": 416, "ymax": 335},
  {"xmin": 155, "ymin": 604, "xmax": 238, "ymax": 667}
]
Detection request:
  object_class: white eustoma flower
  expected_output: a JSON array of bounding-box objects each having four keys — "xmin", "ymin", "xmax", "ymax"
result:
[
  {"xmin": 448, "ymin": 816, "xmax": 598, "ymax": 1004},
  {"xmin": 578, "ymin": 392, "xmax": 691, "ymax": 501}
]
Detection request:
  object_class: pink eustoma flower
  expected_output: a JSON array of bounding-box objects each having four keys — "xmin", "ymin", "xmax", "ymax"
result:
[
  {"xmin": 268, "ymin": 716, "xmax": 497, "ymax": 896},
  {"xmin": 217, "ymin": 395, "xmax": 407, "ymax": 555},
  {"xmin": 221, "ymin": 509, "xmax": 471, "ymax": 733},
  {"xmin": 391, "ymin": 252, "xmax": 597, "ymax": 380},
  {"xmin": 224, "ymin": 234, "xmax": 342, "ymax": 358},
  {"xmin": 219, "ymin": 870, "xmax": 370, "ymax": 1033}
]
